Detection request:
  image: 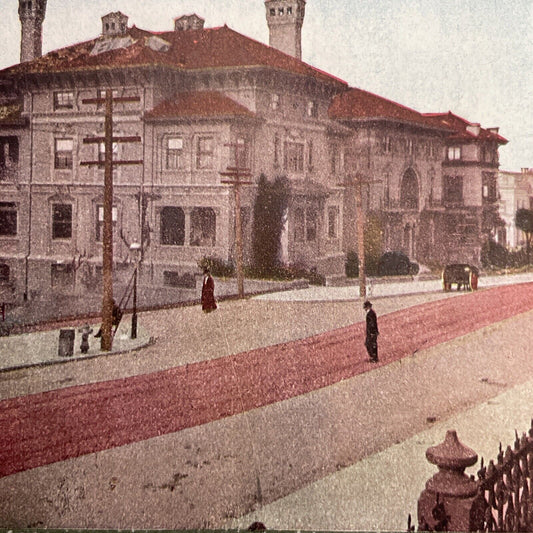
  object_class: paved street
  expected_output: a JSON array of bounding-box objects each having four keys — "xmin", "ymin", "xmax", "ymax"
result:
[{"xmin": 0, "ymin": 275, "xmax": 532, "ymax": 530}]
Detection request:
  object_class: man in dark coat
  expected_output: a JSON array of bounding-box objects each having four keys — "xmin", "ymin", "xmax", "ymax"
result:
[
  {"xmin": 364, "ymin": 300, "xmax": 379, "ymax": 362},
  {"xmin": 201, "ymin": 266, "xmax": 217, "ymax": 313}
]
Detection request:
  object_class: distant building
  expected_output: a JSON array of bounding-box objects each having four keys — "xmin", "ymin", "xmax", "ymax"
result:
[
  {"xmin": 497, "ymin": 168, "xmax": 533, "ymax": 249},
  {"xmin": 0, "ymin": 0, "xmax": 507, "ymax": 303}
]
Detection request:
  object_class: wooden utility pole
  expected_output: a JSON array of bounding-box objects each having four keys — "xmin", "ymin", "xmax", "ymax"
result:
[
  {"xmin": 220, "ymin": 142, "xmax": 252, "ymax": 299},
  {"xmin": 81, "ymin": 91, "xmax": 141, "ymax": 350},
  {"xmin": 340, "ymin": 173, "xmax": 381, "ymax": 299}
]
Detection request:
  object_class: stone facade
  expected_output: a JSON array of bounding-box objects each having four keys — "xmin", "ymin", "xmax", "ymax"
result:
[{"xmin": 0, "ymin": 2, "xmax": 507, "ymax": 303}]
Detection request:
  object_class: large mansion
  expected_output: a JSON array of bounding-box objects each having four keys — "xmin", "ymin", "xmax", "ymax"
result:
[{"xmin": 0, "ymin": 0, "xmax": 507, "ymax": 303}]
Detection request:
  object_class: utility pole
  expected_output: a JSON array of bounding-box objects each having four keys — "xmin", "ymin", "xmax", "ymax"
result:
[
  {"xmin": 220, "ymin": 141, "xmax": 252, "ymax": 299},
  {"xmin": 340, "ymin": 173, "xmax": 381, "ymax": 299},
  {"xmin": 81, "ymin": 90, "xmax": 141, "ymax": 350}
]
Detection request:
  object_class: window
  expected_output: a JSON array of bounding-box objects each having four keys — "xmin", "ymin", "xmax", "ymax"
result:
[
  {"xmin": 274, "ymin": 134, "xmax": 281, "ymax": 166},
  {"xmin": 293, "ymin": 206, "xmax": 318, "ymax": 242},
  {"xmin": 307, "ymin": 101, "xmax": 318, "ymax": 118},
  {"xmin": 306, "ymin": 208, "xmax": 317, "ymax": 241},
  {"xmin": 52, "ymin": 204, "xmax": 72, "ymax": 239},
  {"xmin": 482, "ymin": 172, "xmax": 497, "ymax": 201},
  {"xmin": 287, "ymin": 6, "xmax": 293, "ymax": 14},
  {"xmin": 196, "ymin": 136, "xmax": 214, "ymax": 169},
  {"xmin": 328, "ymin": 206, "xmax": 339, "ymax": 239},
  {"xmin": 190, "ymin": 207, "xmax": 216, "ymax": 246},
  {"xmin": 270, "ymin": 8, "xmax": 276, "ymax": 15},
  {"xmin": 443, "ymin": 175, "xmax": 463, "ymax": 204},
  {"xmin": 400, "ymin": 169, "xmax": 419, "ymax": 209},
  {"xmin": 382, "ymin": 136, "xmax": 392, "ymax": 154},
  {"xmin": 96, "ymin": 205, "xmax": 118, "ymax": 242},
  {"xmin": 98, "ymin": 141, "xmax": 118, "ymax": 163},
  {"xmin": 0, "ymin": 263, "xmax": 9, "ymax": 282},
  {"xmin": 278, "ymin": 7, "xmax": 284, "ymax": 14},
  {"xmin": 0, "ymin": 202, "xmax": 17, "ymax": 236},
  {"xmin": 330, "ymin": 148, "xmax": 338, "ymax": 174},
  {"xmin": 294, "ymin": 208, "xmax": 305, "ymax": 242},
  {"xmin": 160, "ymin": 206, "xmax": 185, "ymax": 246},
  {"xmin": 231, "ymin": 137, "xmax": 250, "ymax": 169},
  {"xmin": 54, "ymin": 91, "xmax": 74, "ymax": 110},
  {"xmin": 51, "ymin": 263, "xmax": 74, "ymax": 289},
  {"xmin": 54, "ymin": 139, "xmax": 73, "ymax": 169},
  {"xmin": 165, "ymin": 137, "xmax": 184, "ymax": 169},
  {"xmin": 0, "ymin": 137, "xmax": 19, "ymax": 168},
  {"xmin": 447, "ymin": 146, "xmax": 461, "ymax": 160},
  {"xmin": 96, "ymin": 89, "xmax": 118, "ymax": 109},
  {"xmin": 271, "ymin": 93, "xmax": 280, "ymax": 110},
  {"xmin": 307, "ymin": 140, "xmax": 313, "ymax": 170},
  {"xmin": 284, "ymin": 142, "xmax": 304, "ymax": 172}
]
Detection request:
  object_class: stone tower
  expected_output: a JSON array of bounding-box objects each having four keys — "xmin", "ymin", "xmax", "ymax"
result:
[
  {"xmin": 18, "ymin": 0, "xmax": 47, "ymax": 63},
  {"xmin": 265, "ymin": 0, "xmax": 306, "ymax": 60}
]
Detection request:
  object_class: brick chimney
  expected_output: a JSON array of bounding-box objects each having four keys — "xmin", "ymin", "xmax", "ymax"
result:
[
  {"xmin": 265, "ymin": 0, "xmax": 306, "ymax": 60},
  {"xmin": 19, "ymin": 0, "xmax": 47, "ymax": 63}
]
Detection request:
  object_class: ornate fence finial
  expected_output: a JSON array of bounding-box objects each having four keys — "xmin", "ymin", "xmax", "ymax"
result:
[{"xmin": 418, "ymin": 430, "xmax": 483, "ymax": 531}]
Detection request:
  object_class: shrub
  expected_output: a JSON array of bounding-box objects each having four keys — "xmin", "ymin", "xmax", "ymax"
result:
[
  {"xmin": 198, "ymin": 256, "xmax": 235, "ymax": 278},
  {"xmin": 481, "ymin": 239, "xmax": 508, "ymax": 268}
]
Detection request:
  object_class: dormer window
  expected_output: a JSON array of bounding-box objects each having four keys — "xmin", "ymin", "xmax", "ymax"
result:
[{"xmin": 448, "ymin": 146, "xmax": 461, "ymax": 161}]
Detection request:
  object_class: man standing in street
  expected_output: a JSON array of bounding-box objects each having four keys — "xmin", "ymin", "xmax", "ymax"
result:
[{"xmin": 364, "ymin": 300, "xmax": 379, "ymax": 362}]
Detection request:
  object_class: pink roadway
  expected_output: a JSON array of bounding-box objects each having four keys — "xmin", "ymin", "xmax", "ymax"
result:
[{"xmin": 1, "ymin": 282, "xmax": 533, "ymax": 478}]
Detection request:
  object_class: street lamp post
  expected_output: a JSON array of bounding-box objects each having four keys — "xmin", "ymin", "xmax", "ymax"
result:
[{"xmin": 130, "ymin": 242, "xmax": 141, "ymax": 339}]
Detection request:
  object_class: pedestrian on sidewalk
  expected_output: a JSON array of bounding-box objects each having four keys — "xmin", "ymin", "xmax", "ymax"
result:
[
  {"xmin": 201, "ymin": 266, "xmax": 217, "ymax": 313},
  {"xmin": 94, "ymin": 299, "xmax": 123, "ymax": 337},
  {"xmin": 364, "ymin": 300, "xmax": 379, "ymax": 362}
]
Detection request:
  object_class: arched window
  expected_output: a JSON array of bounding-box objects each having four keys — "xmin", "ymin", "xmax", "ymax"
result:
[
  {"xmin": 190, "ymin": 207, "xmax": 216, "ymax": 246},
  {"xmin": 160, "ymin": 206, "xmax": 185, "ymax": 245},
  {"xmin": 400, "ymin": 168, "xmax": 419, "ymax": 210},
  {"xmin": 0, "ymin": 263, "xmax": 9, "ymax": 282}
]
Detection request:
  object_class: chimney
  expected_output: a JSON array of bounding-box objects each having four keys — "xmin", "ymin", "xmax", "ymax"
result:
[
  {"xmin": 174, "ymin": 14, "xmax": 205, "ymax": 31},
  {"xmin": 19, "ymin": 0, "xmax": 47, "ymax": 63},
  {"xmin": 265, "ymin": 0, "xmax": 306, "ymax": 60},
  {"xmin": 466, "ymin": 123, "xmax": 481, "ymax": 137},
  {"xmin": 101, "ymin": 12, "xmax": 129, "ymax": 37}
]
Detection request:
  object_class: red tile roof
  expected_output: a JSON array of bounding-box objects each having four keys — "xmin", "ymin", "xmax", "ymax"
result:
[
  {"xmin": 329, "ymin": 87, "xmax": 449, "ymax": 131},
  {"xmin": 2, "ymin": 24, "xmax": 346, "ymax": 87},
  {"xmin": 145, "ymin": 91, "xmax": 256, "ymax": 120},
  {"xmin": 423, "ymin": 112, "xmax": 508, "ymax": 144}
]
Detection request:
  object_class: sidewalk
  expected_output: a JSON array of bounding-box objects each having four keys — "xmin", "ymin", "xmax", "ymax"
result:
[
  {"xmin": 227, "ymin": 378, "xmax": 533, "ymax": 531},
  {"xmin": 0, "ymin": 320, "xmax": 151, "ymax": 373},
  {"xmin": 254, "ymin": 271, "xmax": 533, "ymax": 301}
]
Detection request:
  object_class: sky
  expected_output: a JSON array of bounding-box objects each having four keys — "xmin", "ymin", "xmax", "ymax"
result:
[{"xmin": 1, "ymin": 0, "xmax": 531, "ymax": 171}]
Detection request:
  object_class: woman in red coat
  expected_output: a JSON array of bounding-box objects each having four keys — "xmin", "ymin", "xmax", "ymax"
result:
[{"xmin": 201, "ymin": 267, "xmax": 217, "ymax": 312}]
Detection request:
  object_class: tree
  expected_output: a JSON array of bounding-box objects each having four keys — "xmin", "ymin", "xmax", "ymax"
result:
[
  {"xmin": 252, "ymin": 174, "xmax": 290, "ymax": 274},
  {"xmin": 515, "ymin": 208, "xmax": 533, "ymax": 265}
]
